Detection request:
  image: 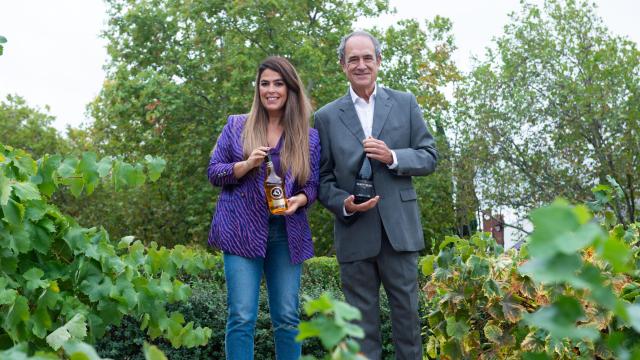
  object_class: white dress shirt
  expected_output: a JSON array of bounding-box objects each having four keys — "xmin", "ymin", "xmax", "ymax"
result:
[
  {"xmin": 350, "ymin": 85, "xmax": 376, "ymax": 137},
  {"xmin": 349, "ymin": 84, "xmax": 398, "ymax": 169}
]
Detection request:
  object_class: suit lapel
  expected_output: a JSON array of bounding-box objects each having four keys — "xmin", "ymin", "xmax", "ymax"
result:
[
  {"xmin": 337, "ymin": 94, "xmax": 366, "ymax": 142},
  {"xmin": 372, "ymin": 87, "xmax": 393, "ymax": 139}
]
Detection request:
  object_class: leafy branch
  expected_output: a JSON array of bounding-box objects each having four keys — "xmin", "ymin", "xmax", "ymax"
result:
[
  {"xmin": 0, "ymin": 143, "xmax": 214, "ymax": 355},
  {"xmin": 297, "ymin": 293, "xmax": 367, "ymax": 360}
]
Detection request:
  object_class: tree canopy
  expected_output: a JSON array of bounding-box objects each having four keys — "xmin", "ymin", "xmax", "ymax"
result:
[
  {"xmin": 71, "ymin": 0, "xmax": 462, "ymax": 252},
  {"xmin": 0, "ymin": 95, "xmax": 69, "ymax": 157},
  {"xmin": 452, "ymin": 0, "xmax": 640, "ymax": 229}
]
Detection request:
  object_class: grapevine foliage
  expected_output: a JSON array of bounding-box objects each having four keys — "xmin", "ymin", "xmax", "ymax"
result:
[
  {"xmin": 0, "ymin": 144, "xmax": 215, "ymax": 356},
  {"xmin": 423, "ymin": 189, "xmax": 640, "ymax": 359}
]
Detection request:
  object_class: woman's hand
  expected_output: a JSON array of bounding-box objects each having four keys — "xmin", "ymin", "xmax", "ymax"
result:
[
  {"xmin": 233, "ymin": 146, "xmax": 270, "ymax": 178},
  {"xmin": 283, "ymin": 193, "xmax": 308, "ymax": 215},
  {"xmin": 246, "ymin": 146, "xmax": 271, "ymax": 169}
]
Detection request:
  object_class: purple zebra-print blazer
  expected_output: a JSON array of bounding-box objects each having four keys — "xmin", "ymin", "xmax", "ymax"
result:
[{"xmin": 207, "ymin": 114, "xmax": 320, "ymax": 264}]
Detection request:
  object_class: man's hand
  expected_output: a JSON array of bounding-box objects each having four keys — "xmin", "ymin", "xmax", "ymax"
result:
[
  {"xmin": 363, "ymin": 136, "xmax": 393, "ymax": 165},
  {"xmin": 283, "ymin": 193, "xmax": 308, "ymax": 216},
  {"xmin": 344, "ymin": 194, "xmax": 380, "ymax": 214}
]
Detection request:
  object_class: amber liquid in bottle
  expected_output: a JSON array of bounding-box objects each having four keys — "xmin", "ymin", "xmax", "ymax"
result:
[{"xmin": 264, "ymin": 154, "xmax": 288, "ymax": 214}]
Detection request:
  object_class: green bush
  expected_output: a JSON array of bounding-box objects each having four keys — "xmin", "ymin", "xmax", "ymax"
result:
[
  {"xmin": 97, "ymin": 280, "xmax": 227, "ymax": 360},
  {"xmin": 97, "ymin": 256, "xmax": 424, "ymax": 359},
  {"xmin": 421, "ymin": 198, "xmax": 640, "ymax": 359},
  {"xmin": 0, "ymin": 145, "xmax": 214, "ymax": 356}
]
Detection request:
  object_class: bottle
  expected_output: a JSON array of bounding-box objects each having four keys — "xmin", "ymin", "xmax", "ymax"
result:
[
  {"xmin": 353, "ymin": 154, "xmax": 375, "ymax": 204},
  {"xmin": 264, "ymin": 153, "xmax": 288, "ymax": 214}
]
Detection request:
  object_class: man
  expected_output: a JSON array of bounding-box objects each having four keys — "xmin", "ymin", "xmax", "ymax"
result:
[{"xmin": 314, "ymin": 31, "xmax": 438, "ymax": 359}]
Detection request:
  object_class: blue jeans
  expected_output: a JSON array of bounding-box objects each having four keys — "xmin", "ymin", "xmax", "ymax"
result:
[{"xmin": 224, "ymin": 215, "xmax": 302, "ymax": 360}]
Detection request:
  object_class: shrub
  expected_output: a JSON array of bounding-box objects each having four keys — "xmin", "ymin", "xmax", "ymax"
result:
[
  {"xmin": 0, "ymin": 145, "xmax": 214, "ymax": 356},
  {"xmin": 97, "ymin": 256, "xmax": 416, "ymax": 359},
  {"xmin": 421, "ymin": 197, "xmax": 640, "ymax": 359}
]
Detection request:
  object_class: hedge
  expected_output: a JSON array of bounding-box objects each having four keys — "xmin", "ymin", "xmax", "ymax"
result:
[{"xmin": 96, "ymin": 256, "xmax": 429, "ymax": 359}]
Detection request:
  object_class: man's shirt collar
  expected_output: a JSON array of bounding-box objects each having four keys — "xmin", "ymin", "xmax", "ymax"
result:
[{"xmin": 349, "ymin": 83, "xmax": 377, "ymax": 104}]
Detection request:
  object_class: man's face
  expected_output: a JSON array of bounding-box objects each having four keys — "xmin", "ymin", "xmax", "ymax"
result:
[{"xmin": 341, "ymin": 35, "xmax": 381, "ymax": 93}]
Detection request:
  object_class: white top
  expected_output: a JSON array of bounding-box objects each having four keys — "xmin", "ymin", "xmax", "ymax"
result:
[
  {"xmin": 349, "ymin": 84, "xmax": 377, "ymax": 138},
  {"xmin": 349, "ymin": 84, "xmax": 398, "ymax": 169}
]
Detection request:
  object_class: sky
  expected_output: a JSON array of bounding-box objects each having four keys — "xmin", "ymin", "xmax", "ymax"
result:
[
  {"xmin": 0, "ymin": 1, "xmax": 108, "ymax": 131},
  {"xmin": 1, "ymin": 1, "xmax": 639, "ymax": 132}
]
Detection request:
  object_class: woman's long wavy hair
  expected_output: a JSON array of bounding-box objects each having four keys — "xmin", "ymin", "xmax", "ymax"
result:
[{"xmin": 242, "ymin": 56, "xmax": 312, "ymax": 185}]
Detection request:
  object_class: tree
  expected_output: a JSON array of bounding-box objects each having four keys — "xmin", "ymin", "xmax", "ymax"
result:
[
  {"xmin": 0, "ymin": 95, "xmax": 69, "ymax": 157},
  {"xmin": 376, "ymin": 17, "xmax": 468, "ymax": 249},
  {"xmin": 0, "ymin": 35, "xmax": 6, "ymax": 56},
  {"xmin": 73, "ymin": 0, "xmax": 391, "ymax": 249},
  {"xmin": 453, "ymin": 0, "xmax": 640, "ymax": 227},
  {"xmin": 78, "ymin": 0, "xmax": 464, "ymax": 254}
]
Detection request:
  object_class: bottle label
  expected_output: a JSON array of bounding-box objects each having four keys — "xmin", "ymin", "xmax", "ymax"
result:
[
  {"xmin": 272, "ymin": 197, "xmax": 286, "ymax": 207},
  {"xmin": 270, "ymin": 187, "xmax": 284, "ymax": 200}
]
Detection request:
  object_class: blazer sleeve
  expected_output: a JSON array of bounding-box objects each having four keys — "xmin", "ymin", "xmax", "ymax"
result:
[
  {"xmin": 392, "ymin": 93, "xmax": 439, "ymax": 176},
  {"xmin": 314, "ymin": 112, "xmax": 357, "ymax": 224},
  {"xmin": 207, "ymin": 116, "xmax": 242, "ymax": 187}
]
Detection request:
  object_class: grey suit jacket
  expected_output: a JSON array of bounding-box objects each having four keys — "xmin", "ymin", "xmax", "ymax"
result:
[{"xmin": 314, "ymin": 86, "xmax": 438, "ymax": 263}]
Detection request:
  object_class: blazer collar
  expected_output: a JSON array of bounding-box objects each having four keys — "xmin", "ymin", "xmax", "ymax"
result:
[
  {"xmin": 371, "ymin": 86, "xmax": 392, "ymax": 139},
  {"xmin": 337, "ymin": 85, "xmax": 394, "ymax": 141},
  {"xmin": 337, "ymin": 92, "xmax": 365, "ymax": 142}
]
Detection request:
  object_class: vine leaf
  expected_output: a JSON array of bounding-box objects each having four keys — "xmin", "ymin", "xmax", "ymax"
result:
[{"xmin": 46, "ymin": 313, "xmax": 88, "ymax": 351}]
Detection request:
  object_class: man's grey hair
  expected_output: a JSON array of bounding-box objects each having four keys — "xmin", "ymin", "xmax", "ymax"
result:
[{"xmin": 337, "ymin": 30, "xmax": 382, "ymax": 63}]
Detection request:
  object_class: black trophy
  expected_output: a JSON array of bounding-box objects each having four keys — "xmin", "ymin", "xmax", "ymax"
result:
[{"xmin": 353, "ymin": 155, "xmax": 375, "ymax": 204}]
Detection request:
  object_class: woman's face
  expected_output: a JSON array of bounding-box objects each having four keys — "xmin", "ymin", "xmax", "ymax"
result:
[{"xmin": 259, "ymin": 68, "xmax": 288, "ymax": 118}]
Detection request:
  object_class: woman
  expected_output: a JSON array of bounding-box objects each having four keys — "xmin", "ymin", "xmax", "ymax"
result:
[{"xmin": 207, "ymin": 56, "xmax": 319, "ymax": 360}]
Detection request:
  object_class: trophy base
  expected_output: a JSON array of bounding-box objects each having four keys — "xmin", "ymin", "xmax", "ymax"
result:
[
  {"xmin": 353, "ymin": 195, "xmax": 373, "ymax": 204},
  {"xmin": 353, "ymin": 179, "xmax": 375, "ymax": 204}
]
